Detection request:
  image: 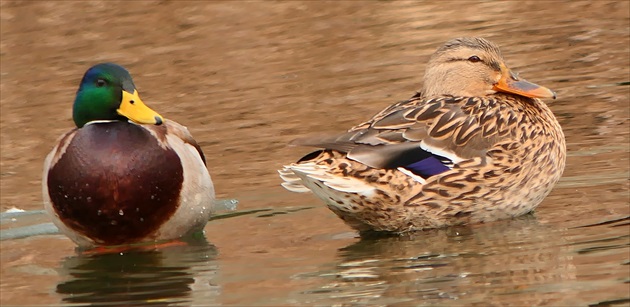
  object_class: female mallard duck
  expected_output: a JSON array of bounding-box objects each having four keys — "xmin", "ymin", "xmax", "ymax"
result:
[
  {"xmin": 279, "ymin": 37, "xmax": 566, "ymax": 234},
  {"xmin": 43, "ymin": 63, "xmax": 215, "ymax": 248}
]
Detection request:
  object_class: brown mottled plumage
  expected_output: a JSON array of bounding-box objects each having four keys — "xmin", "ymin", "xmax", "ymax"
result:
[{"xmin": 279, "ymin": 37, "xmax": 566, "ymax": 233}]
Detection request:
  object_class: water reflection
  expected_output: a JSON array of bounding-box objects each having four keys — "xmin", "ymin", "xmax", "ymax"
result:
[
  {"xmin": 56, "ymin": 235, "xmax": 219, "ymax": 306},
  {"xmin": 300, "ymin": 215, "xmax": 578, "ymax": 306}
]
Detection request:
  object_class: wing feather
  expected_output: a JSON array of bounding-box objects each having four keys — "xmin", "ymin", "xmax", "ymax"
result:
[{"xmin": 292, "ymin": 94, "xmax": 516, "ymax": 171}]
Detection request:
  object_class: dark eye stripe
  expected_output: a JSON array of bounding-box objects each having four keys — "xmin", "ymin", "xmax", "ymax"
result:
[
  {"xmin": 446, "ymin": 56, "xmax": 483, "ymax": 63},
  {"xmin": 488, "ymin": 61, "xmax": 501, "ymax": 71},
  {"xmin": 446, "ymin": 56, "xmax": 501, "ymax": 72}
]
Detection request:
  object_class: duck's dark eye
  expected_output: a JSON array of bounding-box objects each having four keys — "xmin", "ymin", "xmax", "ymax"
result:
[
  {"xmin": 95, "ymin": 79, "xmax": 107, "ymax": 87},
  {"xmin": 468, "ymin": 55, "xmax": 481, "ymax": 63}
]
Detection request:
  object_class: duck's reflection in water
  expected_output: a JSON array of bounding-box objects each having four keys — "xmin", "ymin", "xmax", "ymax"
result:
[
  {"xmin": 301, "ymin": 215, "xmax": 577, "ymax": 306},
  {"xmin": 55, "ymin": 234, "xmax": 219, "ymax": 306}
]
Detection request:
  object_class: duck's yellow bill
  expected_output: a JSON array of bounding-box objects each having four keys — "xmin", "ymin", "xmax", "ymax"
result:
[
  {"xmin": 117, "ymin": 90, "xmax": 164, "ymax": 125},
  {"xmin": 493, "ymin": 65, "xmax": 556, "ymax": 99}
]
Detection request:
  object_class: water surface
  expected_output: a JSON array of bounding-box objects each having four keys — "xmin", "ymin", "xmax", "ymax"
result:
[{"xmin": 1, "ymin": 1, "xmax": 628, "ymax": 305}]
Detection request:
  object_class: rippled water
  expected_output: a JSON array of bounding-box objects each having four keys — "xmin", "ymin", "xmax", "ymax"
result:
[{"xmin": 1, "ymin": 1, "xmax": 628, "ymax": 306}]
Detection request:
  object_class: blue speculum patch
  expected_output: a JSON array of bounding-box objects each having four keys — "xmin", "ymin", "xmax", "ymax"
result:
[{"xmin": 405, "ymin": 156, "xmax": 451, "ymax": 178}]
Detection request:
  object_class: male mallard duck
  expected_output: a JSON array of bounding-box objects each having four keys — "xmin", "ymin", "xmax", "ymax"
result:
[
  {"xmin": 279, "ymin": 37, "xmax": 566, "ymax": 234},
  {"xmin": 43, "ymin": 63, "xmax": 215, "ymax": 248}
]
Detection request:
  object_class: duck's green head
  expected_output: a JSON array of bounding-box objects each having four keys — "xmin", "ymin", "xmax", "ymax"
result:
[{"xmin": 73, "ymin": 63, "xmax": 164, "ymax": 128}]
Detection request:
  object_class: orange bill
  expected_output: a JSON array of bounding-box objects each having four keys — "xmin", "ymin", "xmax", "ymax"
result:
[{"xmin": 493, "ymin": 65, "xmax": 556, "ymax": 99}]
